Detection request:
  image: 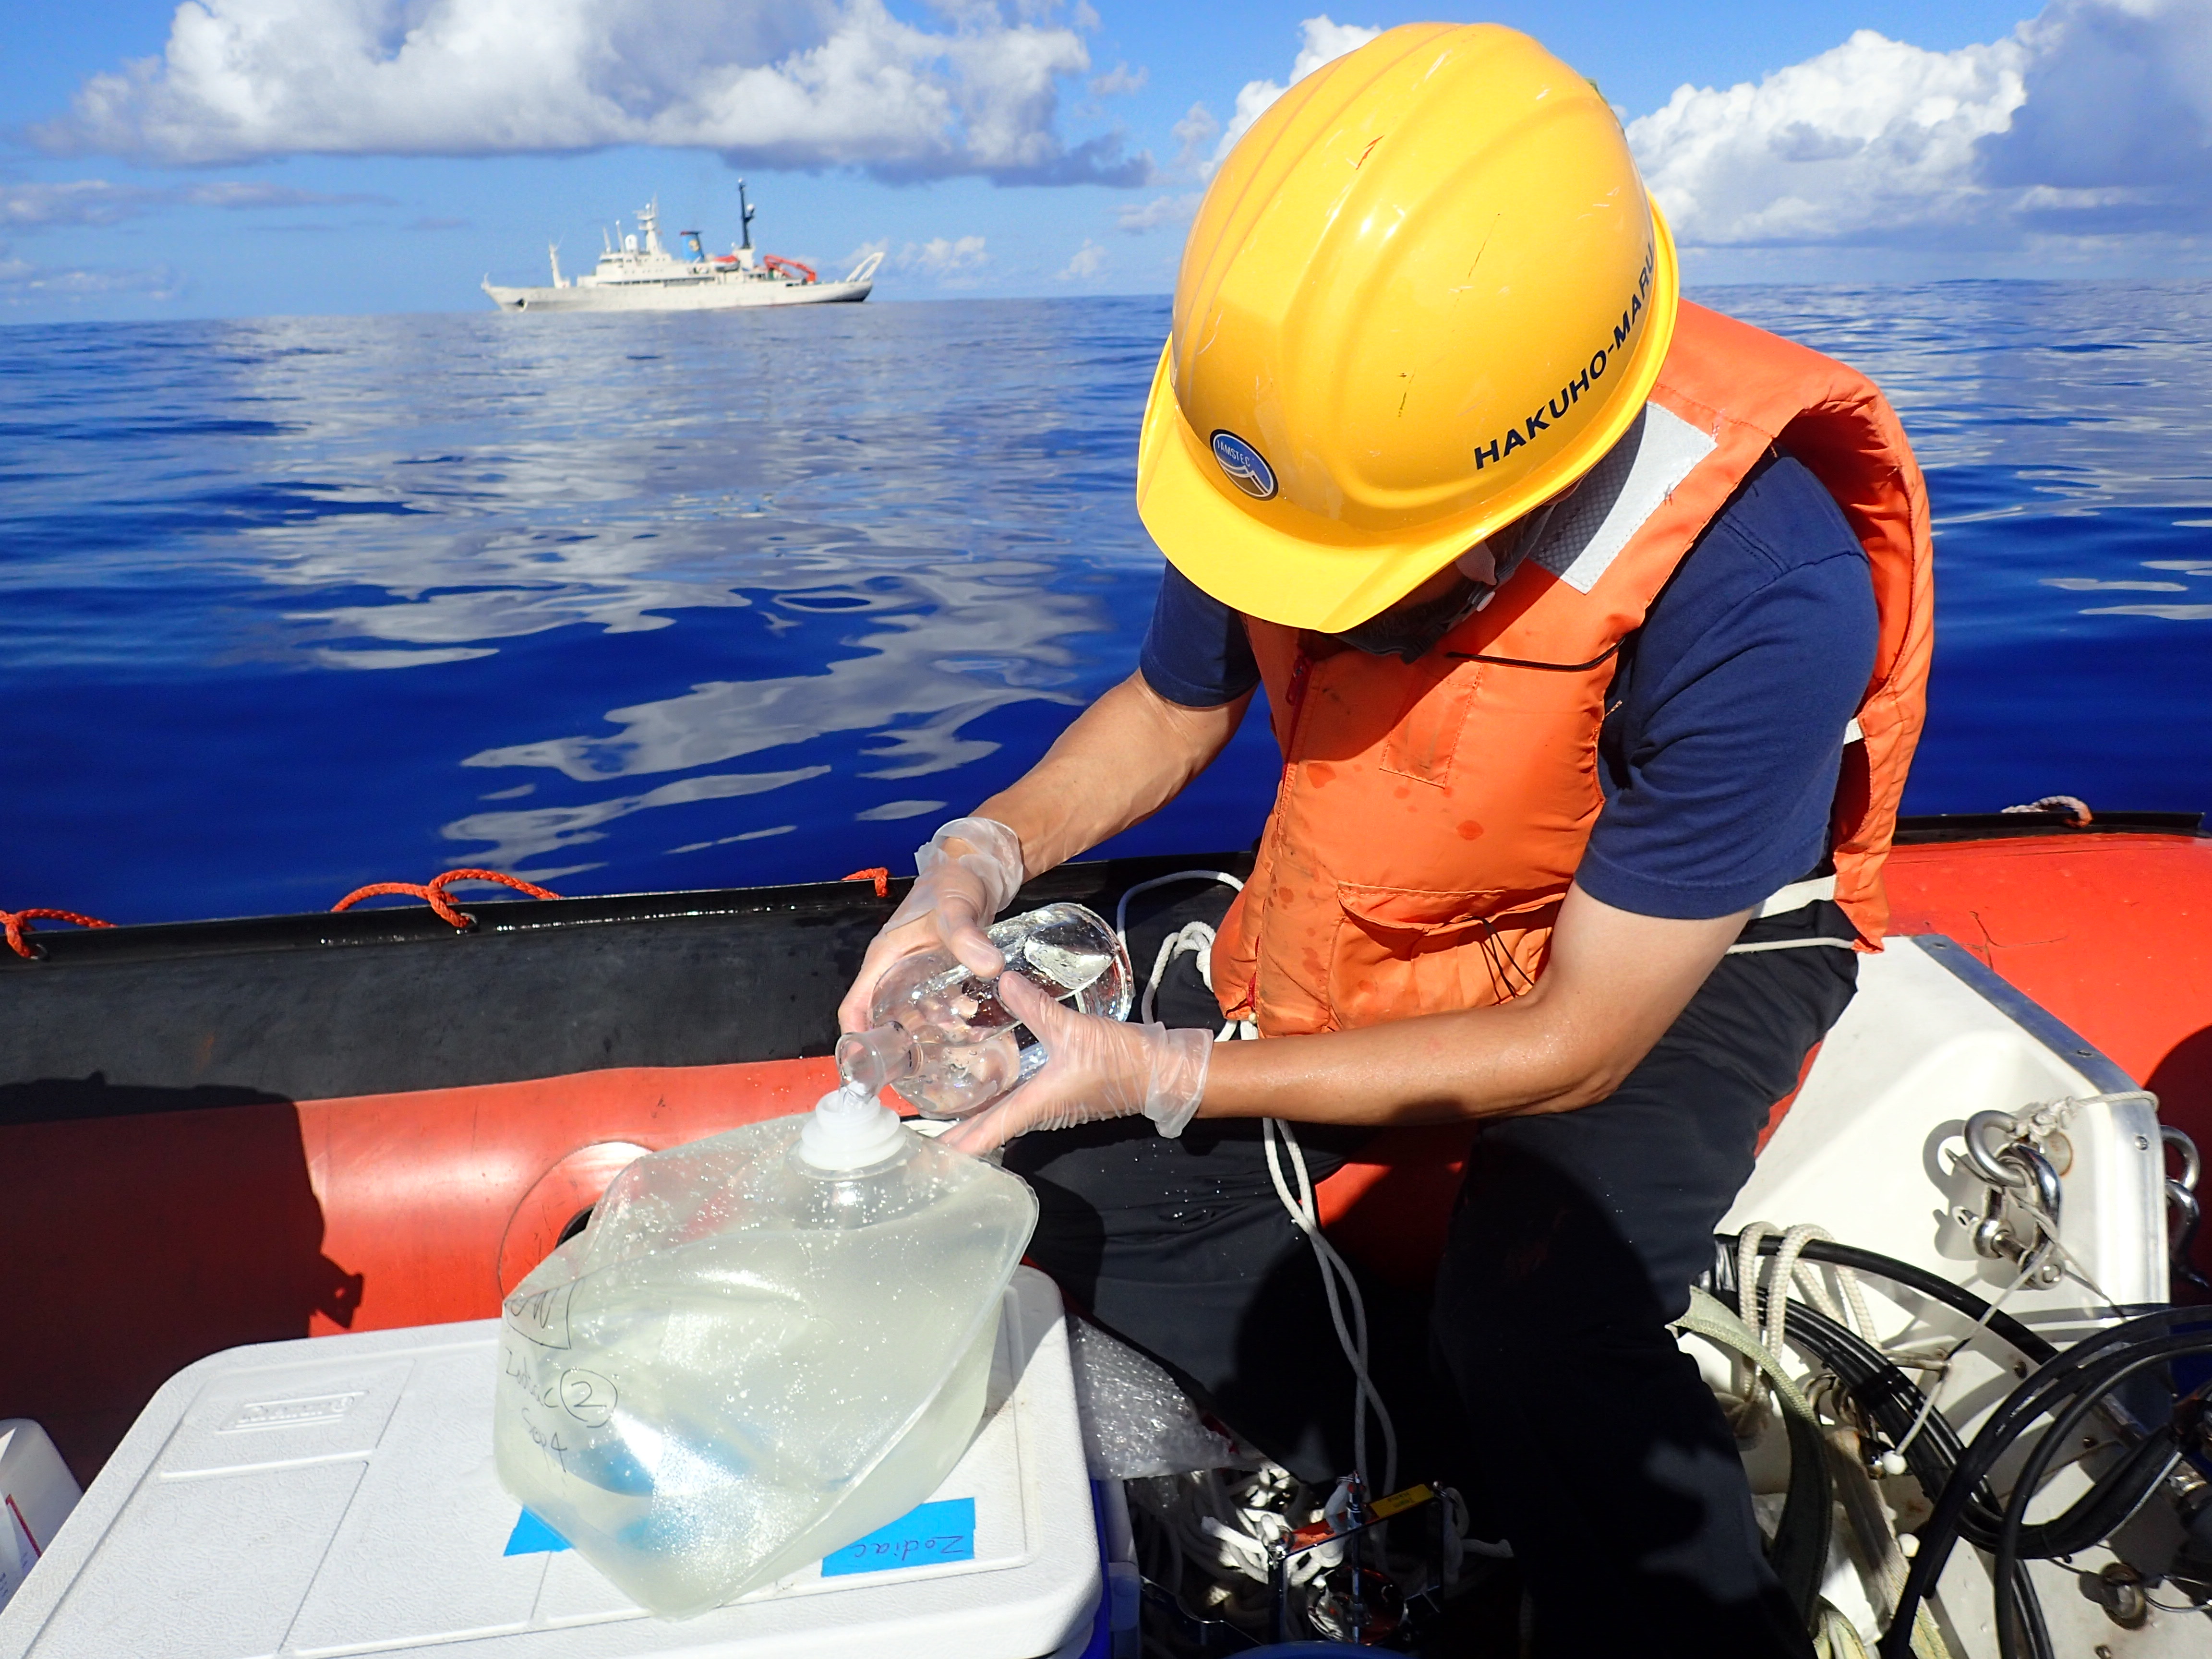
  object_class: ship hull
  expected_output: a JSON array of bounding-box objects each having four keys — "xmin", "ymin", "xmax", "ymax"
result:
[{"xmin": 481, "ymin": 276, "xmax": 872, "ymax": 312}]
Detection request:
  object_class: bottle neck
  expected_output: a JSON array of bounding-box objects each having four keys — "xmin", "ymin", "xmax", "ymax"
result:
[{"xmin": 835, "ymin": 1023, "xmax": 918, "ymax": 1096}]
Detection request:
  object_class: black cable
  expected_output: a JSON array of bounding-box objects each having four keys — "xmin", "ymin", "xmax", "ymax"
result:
[
  {"xmin": 1766, "ymin": 1295, "xmax": 2058, "ymax": 1657},
  {"xmin": 1752, "ymin": 1265, "xmax": 2167, "ymax": 1566},
  {"xmin": 1759, "ymin": 1283, "xmax": 2172, "ymax": 1562},
  {"xmin": 1716, "ymin": 1243, "xmax": 2017, "ymax": 1546},
  {"xmin": 1721, "ymin": 1231, "xmax": 2059, "ymax": 1366},
  {"xmin": 1881, "ymin": 1311, "xmax": 2212, "ymax": 1659},
  {"xmin": 2012, "ymin": 1424, "xmax": 2182, "ymax": 1559},
  {"xmin": 1767, "ymin": 1298, "xmax": 1992, "ymax": 1535},
  {"xmin": 1715, "ymin": 1242, "xmax": 2210, "ymax": 1658},
  {"xmin": 1759, "ymin": 1293, "xmax": 2057, "ymax": 1658},
  {"xmin": 1993, "ymin": 1346, "xmax": 2212, "ymax": 1659},
  {"xmin": 2005, "ymin": 1556, "xmax": 2055, "ymax": 1659}
]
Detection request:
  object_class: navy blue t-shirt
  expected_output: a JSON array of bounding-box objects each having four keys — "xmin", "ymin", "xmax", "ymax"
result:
[{"xmin": 1138, "ymin": 452, "xmax": 1879, "ymax": 921}]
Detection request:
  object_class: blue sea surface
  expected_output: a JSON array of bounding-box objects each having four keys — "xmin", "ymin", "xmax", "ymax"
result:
[{"xmin": 3, "ymin": 285, "xmax": 2209, "ymax": 925}]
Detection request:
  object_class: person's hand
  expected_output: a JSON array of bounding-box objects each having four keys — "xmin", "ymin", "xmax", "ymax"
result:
[
  {"xmin": 940, "ymin": 973, "xmax": 1213, "ymax": 1154},
  {"xmin": 838, "ymin": 817, "xmax": 1025, "ymax": 1034}
]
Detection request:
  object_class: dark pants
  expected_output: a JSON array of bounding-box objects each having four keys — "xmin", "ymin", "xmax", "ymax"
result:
[{"xmin": 1007, "ymin": 891, "xmax": 1858, "ymax": 1658}]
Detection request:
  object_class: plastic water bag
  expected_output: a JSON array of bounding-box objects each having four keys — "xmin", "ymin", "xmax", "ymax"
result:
[{"xmin": 494, "ymin": 1088, "xmax": 1038, "ymax": 1618}]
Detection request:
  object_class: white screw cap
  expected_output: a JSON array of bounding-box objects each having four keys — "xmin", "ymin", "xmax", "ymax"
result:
[{"xmin": 797, "ymin": 1083, "xmax": 908, "ymax": 1171}]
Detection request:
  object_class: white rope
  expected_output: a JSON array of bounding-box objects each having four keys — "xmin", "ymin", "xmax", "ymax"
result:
[
  {"xmin": 1890, "ymin": 1253, "xmax": 2039, "ymax": 1462},
  {"xmin": 1114, "ymin": 871, "xmax": 1397, "ymax": 1495},
  {"xmin": 1113, "ymin": 868, "xmax": 1243, "ymax": 946},
  {"xmin": 1733, "ymin": 1216, "xmax": 2047, "ymax": 1475},
  {"xmin": 2001, "ymin": 794, "xmax": 2091, "ymax": 824},
  {"xmin": 1118, "ymin": 869, "xmax": 1258, "ymax": 1040},
  {"xmin": 1725, "ymin": 937, "xmax": 1860, "ymax": 955},
  {"xmin": 1264, "ymin": 1118, "xmax": 1400, "ymax": 1496},
  {"xmin": 1143, "ymin": 921, "xmax": 1221, "ymax": 1023},
  {"xmin": 1732, "ymin": 1222, "xmax": 1878, "ymax": 1430}
]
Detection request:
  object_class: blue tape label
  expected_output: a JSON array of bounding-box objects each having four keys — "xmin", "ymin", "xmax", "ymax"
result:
[
  {"xmin": 820, "ymin": 1497, "xmax": 976, "ymax": 1577},
  {"xmin": 504, "ymin": 1508, "xmax": 573, "ymax": 1555}
]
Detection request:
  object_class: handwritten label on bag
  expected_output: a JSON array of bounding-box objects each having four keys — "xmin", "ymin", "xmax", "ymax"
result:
[
  {"xmin": 820, "ymin": 1497, "xmax": 976, "ymax": 1577},
  {"xmin": 503, "ymin": 1280, "xmax": 574, "ymax": 1349}
]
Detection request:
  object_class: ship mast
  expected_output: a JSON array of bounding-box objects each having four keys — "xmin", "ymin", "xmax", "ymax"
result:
[{"xmin": 737, "ymin": 180, "xmax": 757, "ymax": 252}]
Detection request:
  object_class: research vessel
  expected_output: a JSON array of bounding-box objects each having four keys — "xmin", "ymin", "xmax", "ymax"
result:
[{"xmin": 481, "ymin": 184, "xmax": 881, "ymax": 313}]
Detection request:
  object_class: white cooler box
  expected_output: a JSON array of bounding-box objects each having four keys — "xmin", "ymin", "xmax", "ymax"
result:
[{"xmin": 0, "ymin": 1268, "xmax": 1101, "ymax": 1659}]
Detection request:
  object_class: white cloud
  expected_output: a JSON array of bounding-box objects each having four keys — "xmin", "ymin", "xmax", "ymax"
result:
[
  {"xmin": 1088, "ymin": 61, "xmax": 1147, "ymax": 97},
  {"xmin": 1117, "ymin": 191, "xmax": 1200, "ymax": 234},
  {"xmin": 0, "ymin": 178, "xmax": 387, "ymax": 228},
  {"xmin": 0, "ymin": 180, "xmax": 160, "ymax": 228},
  {"xmin": 0, "ymin": 243, "xmax": 184, "ymax": 302},
  {"xmin": 1988, "ymin": 0, "xmax": 2212, "ymax": 224},
  {"xmin": 897, "ymin": 233, "xmax": 990, "ymax": 284},
  {"xmin": 1170, "ymin": 102, "xmax": 1218, "ymax": 172},
  {"xmin": 1207, "ymin": 14, "xmax": 1381, "ymax": 172},
  {"xmin": 1629, "ymin": 31, "xmax": 2027, "ymax": 246},
  {"xmin": 1056, "ymin": 237, "xmax": 1106, "ymax": 279},
  {"xmin": 184, "ymin": 181, "xmax": 391, "ymax": 209},
  {"xmin": 38, "ymin": 0, "xmax": 1151, "ymax": 184},
  {"xmin": 0, "ymin": 177, "xmax": 390, "ymax": 231},
  {"xmin": 1629, "ymin": 0, "xmax": 2212, "ymax": 250}
]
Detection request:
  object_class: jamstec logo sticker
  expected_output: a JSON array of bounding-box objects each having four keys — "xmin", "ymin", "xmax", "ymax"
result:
[
  {"xmin": 1210, "ymin": 430, "xmax": 1277, "ymax": 499},
  {"xmin": 1472, "ymin": 241, "xmax": 1658, "ymax": 473}
]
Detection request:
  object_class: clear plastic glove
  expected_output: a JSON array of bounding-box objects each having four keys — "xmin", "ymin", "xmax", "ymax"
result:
[
  {"xmin": 940, "ymin": 973, "xmax": 1213, "ymax": 1154},
  {"xmin": 838, "ymin": 817, "xmax": 1025, "ymax": 1034}
]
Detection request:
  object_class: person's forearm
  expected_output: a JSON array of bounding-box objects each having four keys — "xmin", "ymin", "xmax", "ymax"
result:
[
  {"xmin": 1197, "ymin": 889, "xmax": 1752, "ymax": 1128},
  {"xmin": 1197, "ymin": 988, "xmax": 1611, "ymax": 1127},
  {"xmin": 970, "ymin": 673, "xmax": 1250, "ymax": 878}
]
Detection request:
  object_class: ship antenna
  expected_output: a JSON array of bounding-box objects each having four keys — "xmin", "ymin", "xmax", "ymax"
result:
[{"xmin": 737, "ymin": 178, "xmax": 756, "ymax": 252}]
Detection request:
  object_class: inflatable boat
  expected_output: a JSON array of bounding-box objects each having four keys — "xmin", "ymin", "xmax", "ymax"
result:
[{"xmin": 1, "ymin": 806, "xmax": 2208, "ymax": 1657}]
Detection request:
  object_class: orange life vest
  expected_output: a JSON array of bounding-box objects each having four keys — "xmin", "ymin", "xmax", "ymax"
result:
[{"xmin": 1212, "ymin": 301, "xmax": 1934, "ymax": 1036}]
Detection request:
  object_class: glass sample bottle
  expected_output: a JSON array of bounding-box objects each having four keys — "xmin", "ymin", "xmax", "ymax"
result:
[{"xmin": 835, "ymin": 901, "xmax": 1134, "ymax": 1119}]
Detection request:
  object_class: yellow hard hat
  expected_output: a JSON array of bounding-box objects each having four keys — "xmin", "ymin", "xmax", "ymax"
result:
[{"xmin": 1137, "ymin": 23, "xmax": 1679, "ymax": 633}]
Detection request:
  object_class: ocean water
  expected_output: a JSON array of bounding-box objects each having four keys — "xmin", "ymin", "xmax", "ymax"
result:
[{"xmin": 2, "ymin": 284, "xmax": 2208, "ymax": 926}]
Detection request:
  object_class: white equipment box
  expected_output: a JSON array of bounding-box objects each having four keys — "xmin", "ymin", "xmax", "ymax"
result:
[
  {"xmin": 0, "ymin": 1422, "xmax": 80, "ymax": 1616},
  {"xmin": 0, "ymin": 1267, "xmax": 1101, "ymax": 1659}
]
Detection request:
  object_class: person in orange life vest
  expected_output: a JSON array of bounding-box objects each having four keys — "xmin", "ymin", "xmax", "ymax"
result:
[{"xmin": 840, "ymin": 26, "xmax": 1929, "ymax": 1659}]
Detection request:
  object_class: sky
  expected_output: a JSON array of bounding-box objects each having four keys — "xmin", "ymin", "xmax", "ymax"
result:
[{"xmin": 1, "ymin": 0, "xmax": 2208, "ymax": 321}]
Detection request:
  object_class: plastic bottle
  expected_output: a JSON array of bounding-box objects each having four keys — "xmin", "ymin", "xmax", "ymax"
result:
[
  {"xmin": 836, "ymin": 901, "xmax": 1133, "ymax": 1119},
  {"xmin": 494, "ymin": 1087, "xmax": 1038, "ymax": 1618}
]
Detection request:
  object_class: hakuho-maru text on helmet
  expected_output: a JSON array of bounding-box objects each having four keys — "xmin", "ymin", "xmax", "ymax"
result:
[{"xmin": 1137, "ymin": 23, "xmax": 1681, "ymax": 634}]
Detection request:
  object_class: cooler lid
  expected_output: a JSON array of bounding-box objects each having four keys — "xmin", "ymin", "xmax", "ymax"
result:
[{"xmin": 0, "ymin": 1268, "xmax": 1097, "ymax": 1659}]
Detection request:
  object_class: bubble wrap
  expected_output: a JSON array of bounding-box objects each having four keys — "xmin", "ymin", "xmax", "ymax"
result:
[{"xmin": 1067, "ymin": 1317, "xmax": 1253, "ymax": 1479}]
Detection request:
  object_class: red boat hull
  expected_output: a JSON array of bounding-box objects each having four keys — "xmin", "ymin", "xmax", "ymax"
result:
[{"xmin": 6, "ymin": 829, "xmax": 2208, "ymax": 1480}]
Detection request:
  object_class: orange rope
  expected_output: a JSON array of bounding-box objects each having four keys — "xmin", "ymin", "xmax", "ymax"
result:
[
  {"xmin": 842, "ymin": 866, "xmax": 890, "ymax": 899},
  {"xmin": 2, "ymin": 907, "xmax": 114, "ymax": 960},
  {"xmin": 332, "ymin": 867, "xmax": 562, "ymax": 930}
]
